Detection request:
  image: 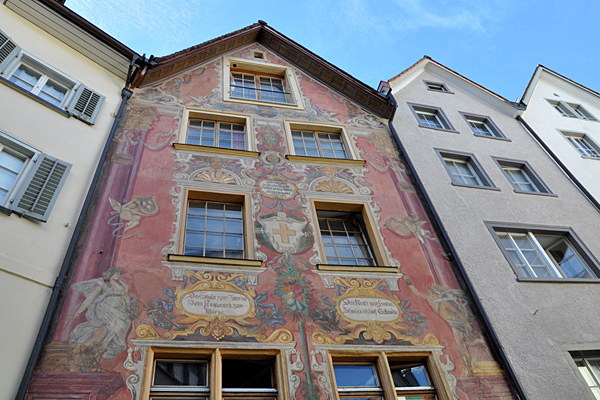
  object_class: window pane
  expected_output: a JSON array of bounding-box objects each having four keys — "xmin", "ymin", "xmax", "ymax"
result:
[
  {"xmin": 333, "ymin": 364, "xmax": 380, "ymax": 388},
  {"xmin": 544, "ymin": 238, "xmax": 594, "ymax": 278},
  {"xmin": 0, "ymin": 149, "xmax": 26, "ymax": 202},
  {"xmin": 390, "ymin": 364, "xmax": 431, "ymax": 387},
  {"xmin": 9, "ymin": 65, "xmax": 41, "ymax": 92},
  {"xmin": 38, "ymin": 79, "xmax": 67, "ymax": 107},
  {"xmin": 318, "ymin": 212, "xmax": 376, "ymax": 266},
  {"xmin": 153, "ymin": 361, "xmax": 208, "ymax": 386},
  {"xmin": 222, "ymin": 359, "xmax": 275, "ymax": 389}
]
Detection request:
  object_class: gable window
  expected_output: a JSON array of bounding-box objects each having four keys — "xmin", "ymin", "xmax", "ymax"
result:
[
  {"xmin": 424, "ymin": 81, "xmax": 450, "ymax": 93},
  {"xmin": 409, "ymin": 104, "xmax": 454, "ymax": 131},
  {"xmin": 175, "ymin": 109, "xmax": 258, "ymax": 157},
  {"xmin": 549, "ymin": 100, "xmax": 597, "ymax": 121},
  {"xmin": 561, "ymin": 132, "xmax": 600, "ymax": 159},
  {"xmin": 571, "ymin": 352, "xmax": 600, "ymax": 399},
  {"xmin": 491, "ymin": 227, "xmax": 598, "ymax": 280},
  {"xmin": 223, "ymin": 57, "xmax": 302, "ymax": 109},
  {"xmin": 0, "ymin": 29, "xmax": 104, "ymax": 124},
  {"xmin": 493, "ymin": 158, "xmax": 552, "ymax": 194},
  {"xmin": 147, "ymin": 349, "xmax": 281, "ymax": 400},
  {"xmin": 461, "ymin": 113, "xmax": 506, "ymax": 139},
  {"xmin": 0, "ymin": 130, "xmax": 71, "ymax": 222},
  {"xmin": 436, "ymin": 150, "xmax": 495, "ymax": 189},
  {"xmin": 330, "ymin": 352, "xmax": 448, "ymax": 400}
]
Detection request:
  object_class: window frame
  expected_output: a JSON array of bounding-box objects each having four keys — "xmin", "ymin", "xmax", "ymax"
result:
[
  {"xmin": 423, "ymin": 80, "xmax": 452, "ymax": 93},
  {"xmin": 408, "ymin": 104, "xmax": 456, "ymax": 132},
  {"xmin": 560, "ymin": 131, "xmax": 600, "ymax": 159},
  {"xmin": 488, "ymin": 223, "xmax": 600, "ymax": 281},
  {"xmin": 492, "ymin": 158, "xmax": 554, "ymax": 195},
  {"xmin": 548, "ymin": 100, "xmax": 598, "ymax": 121},
  {"xmin": 327, "ymin": 350, "xmax": 453, "ymax": 400},
  {"xmin": 460, "ymin": 112, "xmax": 509, "ymax": 140},
  {"xmin": 435, "ymin": 149, "xmax": 498, "ymax": 190},
  {"xmin": 223, "ymin": 56, "xmax": 304, "ymax": 110},
  {"xmin": 170, "ymin": 189, "xmax": 260, "ymax": 267},
  {"xmin": 284, "ymin": 121, "xmax": 363, "ymax": 166},
  {"xmin": 310, "ymin": 199, "xmax": 394, "ymax": 272},
  {"xmin": 142, "ymin": 347, "xmax": 287, "ymax": 400},
  {"xmin": 175, "ymin": 108, "xmax": 258, "ymax": 157},
  {"xmin": 570, "ymin": 350, "xmax": 600, "ymax": 399}
]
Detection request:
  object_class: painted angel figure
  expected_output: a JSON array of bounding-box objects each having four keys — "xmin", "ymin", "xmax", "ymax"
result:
[{"xmin": 68, "ymin": 268, "xmax": 138, "ymax": 364}]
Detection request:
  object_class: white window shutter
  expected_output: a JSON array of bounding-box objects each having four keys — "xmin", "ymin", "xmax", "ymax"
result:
[
  {"xmin": 67, "ymin": 85, "xmax": 105, "ymax": 124},
  {"xmin": 10, "ymin": 153, "xmax": 71, "ymax": 222},
  {"xmin": 0, "ymin": 28, "xmax": 21, "ymax": 74}
]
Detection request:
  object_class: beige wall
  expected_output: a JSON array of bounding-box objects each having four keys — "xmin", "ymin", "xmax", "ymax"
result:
[{"xmin": 0, "ymin": 5, "xmax": 126, "ymax": 398}]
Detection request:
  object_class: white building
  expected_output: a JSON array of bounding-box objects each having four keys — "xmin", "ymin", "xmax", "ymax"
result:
[
  {"xmin": 385, "ymin": 56, "xmax": 600, "ymax": 400},
  {"xmin": 0, "ymin": 0, "xmax": 138, "ymax": 398},
  {"xmin": 521, "ymin": 65, "xmax": 600, "ymax": 207}
]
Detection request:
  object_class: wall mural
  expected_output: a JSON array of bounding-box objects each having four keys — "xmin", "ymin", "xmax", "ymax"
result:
[{"xmin": 27, "ymin": 43, "xmax": 515, "ymax": 400}]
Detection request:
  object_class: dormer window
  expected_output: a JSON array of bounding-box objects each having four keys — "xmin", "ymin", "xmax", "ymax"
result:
[{"xmin": 230, "ymin": 71, "xmax": 291, "ymax": 104}]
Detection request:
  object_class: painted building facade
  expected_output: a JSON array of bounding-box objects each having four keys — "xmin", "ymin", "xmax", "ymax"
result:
[
  {"xmin": 25, "ymin": 24, "xmax": 516, "ymax": 399},
  {"xmin": 521, "ymin": 65, "xmax": 600, "ymax": 206},
  {"xmin": 0, "ymin": 0, "xmax": 138, "ymax": 398},
  {"xmin": 387, "ymin": 57, "xmax": 600, "ymax": 400}
]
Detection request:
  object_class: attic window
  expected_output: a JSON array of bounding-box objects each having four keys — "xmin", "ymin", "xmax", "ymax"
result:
[
  {"xmin": 253, "ymin": 51, "xmax": 264, "ymax": 59},
  {"xmin": 424, "ymin": 81, "xmax": 450, "ymax": 93}
]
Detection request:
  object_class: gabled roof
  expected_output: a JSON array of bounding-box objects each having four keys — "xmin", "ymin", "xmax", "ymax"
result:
[
  {"xmin": 387, "ymin": 56, "xmax": 523, "ymax": 116},
  {"xmin": 521, "ymin": 65, "xmax": 600, "ymax": 106},
  {"xmin": 133, "ymin": 21, "xmax": 394, "ymax": 118},
  {"xmin": 5, "ymin": 0, "xmax": 140, "ymax": 79}
]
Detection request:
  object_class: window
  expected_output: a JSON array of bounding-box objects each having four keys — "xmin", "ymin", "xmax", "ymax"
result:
[
  {"xmin": 549, "ymin": 100, "xmax": 597, "ymax": 121},
  {"xmin": 284, "ymin": 121, "xmax": 363, "ymax": 165},
  {"xmin": 409, "ymin": 104, "xmax": 454, "ymax": 131},
  {"xmin": 311, "ymin": 200, "xmax": 390, "ymax": 270},
  {"xmin": 491, "ymin": 227, "xmax": 598, "ymax": 279},
  {"xmin": 0, "ymin": 130, "xmax": 71, "ymax": 222},
  {"xmin": 460, "ymin": 113, "xmax": 506, "ymax": 139},
  {"xmin": 147, "ymin": 349, "xmax": 281, "ymax": 400},
  {"xmin": 174, "ymin": 190, "xmax": 257, "ymax": 264},
  {"xmin": 176, "ymin": 109, "xmax": 257, "ymax": 156},
  {"xmin": 571, "ymin": 352, "xmax": 600, "ymax": 399},
  {"xmin": 223, "ymin": 57, "xmax": 302, "ymax": 109},
  {"xmin": 330, "ymin": 352, "xmax": 447, "ymax": 400},
  {"xmin": 424, "ymin": 81, "xmax": 450, "ymax": 93},
  {"xmin": 436, "ymin": 150, "xmax": 495, "ymax": 189},
  {"xmin": 562, "ymin": 132, "xmax": 600, "ymax": 159},
  {"xmin": 493, "ymin": 159, "xmax": 552, "ymax": 194},
  {"xmin": 0, "ymin": 28, "xmax": 104, "ymax": 124}
]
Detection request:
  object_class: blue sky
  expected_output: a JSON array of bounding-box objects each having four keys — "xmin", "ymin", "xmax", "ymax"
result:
[{"xmin": 67, "ymin": 0, "xmax": 599, "ymax": 101}]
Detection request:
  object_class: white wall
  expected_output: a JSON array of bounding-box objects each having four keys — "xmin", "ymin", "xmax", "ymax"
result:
[{"xmin": 0, "ymin": 6, "xmax": 125, "ymax": 398}]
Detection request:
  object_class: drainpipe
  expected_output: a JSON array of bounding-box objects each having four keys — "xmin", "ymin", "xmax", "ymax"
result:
[
  {"xmin": 382, "ymin": 90, "xmax": 528, "ymax": 400},
  {"xmin": 517, "ymin": 115, "xmax": 600, "ymax": 213},
  {"xmin": 15, "ymin": 56, "xmax": 143, "ymax": 400}
]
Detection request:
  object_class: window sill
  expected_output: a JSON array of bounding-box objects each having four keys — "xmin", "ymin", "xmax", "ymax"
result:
[
  {"xmin": 581, "ymin": 155, "xmax": 600, "ymax": 160},
  {"xmin": 417, "ymin": 124, "xmax": 459, "ymax": 134},
  {"xmin": 286, "ymin": 154, "xmax": 365, "ymax": 166},
  {"xmin": 516, "ymin": 277, "xmax": 600, "ymax": 283},
  {"xmin": 317, "ymin": 264, "xmax": 398, "ymax": 273},
  {"xmin": 173, "ymin": 143, "xmax": 260, "ymax": 158},
  {"xmin": 0, "ymin": 76, "xmax": 71, "ymax": 118},
  {"xmin": 0, "ymin": 205, "xmax": 12, "ymax": 216},
  {"xmin": 450, "ymin": 182, "xmax": 500, "ymax": 191},
  {"xmin": 168, "ymin": 254, "xmax": 264, "ymax": 268},
  {"xmin": 473, "ymin": 134, "xmax": 511, "ymax": 142},
  {"xmin": 426, "ymin": 88, "xmax": 454, "ymax": 94},
  {"xmin": 512, "ymin": 189, "xmax": 557, "ymax": 197},
  {"xmin": 225, "ymin": 96, "xmax": 303, "ymax": 111}
]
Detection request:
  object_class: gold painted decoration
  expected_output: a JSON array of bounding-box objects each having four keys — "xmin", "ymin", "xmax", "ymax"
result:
[
  {"xmin": 312, "ymin": 277, "xmax": 430, "ymax": 345},
  {"xmin": 315, "ymin": 178, "xmax": 354, "ymax": 194},
  {"xmin": 192, "ymin": 168, "xmax": 237, "ymax": 184}
]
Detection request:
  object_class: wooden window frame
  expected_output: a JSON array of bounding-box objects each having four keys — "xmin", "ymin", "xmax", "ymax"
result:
[
  {"xmin": 168, "ymin": 188, "xmax": 262, "ymax": 268},
  {"xmin": 223, "ymin": 56, "xmax": 304, "ymax": 110},
  {"xmin": 310, "ymin": 199, "xmax": 394, "ymax": 272},
  {"xmin": 175, "ymin": 108, "xmax": 258, "ymax": 157},
  {"xmin": 142, "ymin": 347, "xmax": 288, "ymax": 400},
  {"xmin": 327, "ymin": 350, "xmax": 453, "ymax": 400},
  {"xmin": 284, "ymin": 120, "xmax": 364, "ymax": 166}
]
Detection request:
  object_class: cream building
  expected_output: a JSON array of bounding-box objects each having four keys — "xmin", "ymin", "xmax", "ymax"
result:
[
  {"xmin": 385, "ymin": 57, "xmax": 600, "ymax": 400},
  {"xmin": 0, "ymin": 0, "xmax": 138, "ymax": 398},
  {"xmin": 521, "ymin": 65, "xmax": 600, "ymax": 207}
]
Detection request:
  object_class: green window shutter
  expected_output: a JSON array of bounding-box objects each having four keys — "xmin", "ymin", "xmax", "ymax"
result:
[
  {"xmin": 10, "ymin": 153, "xmax": 71, "ymax": 222},
  {"xmin": 67, "ymin": 85, "xmax": 105, "ymax": 125},
  {"xmin": 0, "ymin": 28, "xmax": 21, "ymax": 74}
]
